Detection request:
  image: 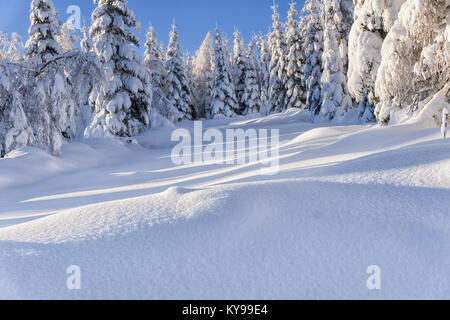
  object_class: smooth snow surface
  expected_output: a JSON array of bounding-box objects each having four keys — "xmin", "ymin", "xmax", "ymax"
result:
[{"xmin": 0, "ymin": 109, "xmax": 449, "ymax": 299}]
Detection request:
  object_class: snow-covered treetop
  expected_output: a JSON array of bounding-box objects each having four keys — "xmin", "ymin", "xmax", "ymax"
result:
[
  {"xmin": 25, "ymin": 0, "xmax": 63, "ymax": 65},
  {"xmin": 193, "ymin": 32, "xmax": 214, "ymax": 79},
  {"xmin": 144, "ymin": 24, "xmax": 164, "ymax": 64},
  {"xmin": 286, "ymin": 1, "xmax": 299, "ymax": 33},
  {"xmin": 81, "ymin": 18, "xmax": 93, "ymax": 53},
  {"xmin": 165, "ymin": 22, "xmax": 193, "ymax": 121},
  {"xmin": 166, "ymin": 22, "xmax": 183, "ymax": 62},
  {"xmin": 270, "ymin": 1, "xmax": 284, "ymax": 40},
  {"xmin": 233, "ymin": 28, "xmax": 245, "ymax": 60},
  {"xmin": 209, "ymin": 26, "xmax": 238, "ymax": 118},
  {"xmin": 90, "ymin": 0, "xmax": 141, "ymax": 63},
  {"xmin": 57, "ymin": 21, "xmax": 78, "ymax": 52}
]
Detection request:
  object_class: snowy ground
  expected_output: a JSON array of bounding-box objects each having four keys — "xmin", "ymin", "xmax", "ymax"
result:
[{"xmin": 0, "ymin": 109, "xmax": 449, "ymax": 299}]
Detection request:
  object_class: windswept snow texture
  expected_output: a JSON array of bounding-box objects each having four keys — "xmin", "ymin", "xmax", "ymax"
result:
[{"xmin": 0, "ymin": 109, "xmax": 450, "ymax": 299}]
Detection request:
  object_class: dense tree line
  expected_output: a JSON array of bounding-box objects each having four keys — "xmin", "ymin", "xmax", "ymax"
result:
[{"xmin": 0, "ymin": 0, "xmax": 449, "ymax": 157}]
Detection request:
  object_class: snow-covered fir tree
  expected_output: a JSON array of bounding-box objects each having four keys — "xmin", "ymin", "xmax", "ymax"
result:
[
  {"xmin": 165, "ymin": 22, "xmax": 193, "ymax": 122},
  {"xmin": 209, "ymin": 27, "xmax": 239, "ymax": 119},
  {"xmin": 233, "ymin": 28, "xmax": 247, "ymax": 114},
  {"xmin": 87, "ymin": 0, "xmax": 152, "ymax": 138},
  {"xmin": 242, "ymin": 40, "xmax": 261, "ymax": 115},
  {"xmin": 184, "ymin": 52, "xmax": 197, "ymax": 116},
  {"xmin": 144, "ymin": 24, "xmax": 166, "ymax": 91},
  {"xmin": 143, "ymin": 24, "xmax": 179, "ymax": 124},
  {"xmin": 413, "ymin": 1, "xmax": 450, "ymax": 117},
  {"xmin": 24, "ymin": 0, "xmax": 79, "ymax": 152},
  {"xmin": 64, "ymin": 51, "xmax": 104, "ymax": 137},
  {"xmin": 80, "ymin": 19, "xmax": 93, "ymax": 53},
  {"xmin": 285, "ymin": 1, "xmax": 305, "ymax": 110},
  {"xmin": 223, "ymin": 33, "xmax": 233, "ymax": 72},
  {"xmin": 251, "ymin": 35, "xmax": 263, "ymax": 89},
  {"xmin": 257, "ymin": 33, "xmax": 271, "ymax": 115},
  {"xmin": 3, "ymin": 62, "xmax": 78, "ymax": 156},
  {"xmin": 320, "ymin": 23, "xmax": 344, "ymax": 121},
  {"xmin": 36, "ymin": 62, "xmax": 78, "ymax": 144},
  {"xmin": 335, "ymin": 0, "xmax": 354, "ymax": 89},
  {"xmin": 319, "ymin": 0, "xmax": 354, "ymax": 121},
  {"xmin": 302, "ymin": 0, "xmax": 324, "ymax": 115},
  {"xmin": 268, "ymin": 1, "xmax": 288, "ymax": 114},
  {"xmin": 24, "ymin": 0, "xmax": 63, "ymax": 65},
  {"xmin": 57, "ymin": 21, "xmax": 78, "ymax": 53},
  {"xmin": 193, "ymin": 32, "xmax": 214, "ymax": 118},
  {"xmin": 0, "ymin": 64, "xmax": 33, "ymax": 157},
  {"xmin": 375, "ymin": 0, "xmax": 448, "ymax": 124},
  {"xmin": 348, "ymin": 0, "xmax": 399, "ymax": 101},
  {"xmin": 1, "ymin": 0, "xmax": 82, "ymax": 157},
  {"xmin": 347, "ymin": 0, "xmax": 406, "ymax": 123}
]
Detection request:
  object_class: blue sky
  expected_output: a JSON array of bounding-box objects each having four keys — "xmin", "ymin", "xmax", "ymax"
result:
[{"xmin": 0, "ymin": 0, "xmax": 305, "ymax": 54}]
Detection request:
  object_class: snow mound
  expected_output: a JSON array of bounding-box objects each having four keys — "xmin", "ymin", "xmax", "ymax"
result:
[
  {"xmin": 0, "ymin": 186, "xmax": 226, "ymax": 244},
  {"xmin": 408, "ymin": 84, "xmax": 450, "ymax": 128},
  {"xmin": 0, "ymin": 138, "xmax": 143, "ymax": 190},
  {"xmin": 1, "ymin": 178, "xmax": 450, "ymax": 299}
]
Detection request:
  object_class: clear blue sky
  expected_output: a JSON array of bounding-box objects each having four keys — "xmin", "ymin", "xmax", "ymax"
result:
[{"xmin": 0, "ymin": 0, "xmax": 305, "ymax": 54}]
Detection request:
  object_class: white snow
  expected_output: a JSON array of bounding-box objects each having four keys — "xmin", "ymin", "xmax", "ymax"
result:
[{"xmin": 0, "ymin": 109, "xmax": 449, "ymax": 299}]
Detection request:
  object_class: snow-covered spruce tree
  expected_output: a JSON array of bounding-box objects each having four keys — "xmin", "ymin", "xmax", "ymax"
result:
[
  {"xmin": 144, "ymin": 24, "xmax": 166, "ymax": 92},
  {"xmin": 223, "ymin": 33, "xmax": 233, "ymax": 71},
  {"xmin": 336, "ymin": 0, "xmax": 355, "ymax": 85},
  {"xmin": 347, "ymin": 0, "xmax": 406, "ymax": 123},
  {"xmin": 209, "ymin": 27, "xmax": 238, "ymax": 119},
  {"xmin": 242, "ymin": 40, "xmax": 261, "ymax": 115},
  {"xmin": 0, "ymin": 61, "xmax": 76, "ymax": 156},
  {"xmin": 0, "ymin": 64, "xmax": 33, "ymax": 157},
  {"xmin": 1, "ymin": 1, "xmax": 77, "ymax": 157},
  {"xmin": 63, "ymin": 51, "xmax": 104, "ymax": 137},
  {"xmin": 81, "ymin": 19, "xmax": 93, "ymax": 53},
  {"xmin": 319, "ymin": 0, "xmax": 354, "ymax": 121},
  {"xmin": 375, "ymin": 0, "xmax": 448, "ymax": 125},
  {"xmin": 285, "ymin": 1, "xmax": 305, "ymax": 110},
  {"xmin": 87, "ymin": 0, "xmax": 152, "ymax": 138},
  {"xmin": 57, "ymin": 16, "xmax": 105, "ymax": 138},
  {"xmin": 143, "ymin": 24, "xmax": 178, "ymax": 124},
  {"xmin": 413, "ymin": 1, "xmax": 450, "ymax": 117},
  {"xmin": 302, "ymin": 0, "xmax": 324, "ymax": 115},
  {"xmin": 57, "ymin": 20, "xmax": 78, "ymax": 52},
  {"xmin": 233, "ymin": 28, "xmax": 247, "ymax": 114},
  {"xmin": 36, "ymin": 61, "xmax": 78, "ymax": 145},
  {"xmin": 25, "ymin": 0, "xmax": 63, "ymax": 65},
  {"xmin": 193, "ymin": 32, "xmax": 214, "ymax": 118},
  {"xmin": 347, "ymin": 1, "xmax": 380, "ymax": 123},
  {"xmin": 251, "ymin": 35, "xmax": 263, "ymax": 90},
  {"xmin": 268, "ymin": 1, "xmax": 288, "ymax": 114},
  {"xmin": 165, "ymin": 23, "xmax": 193, "ymax": 122},
  {"xmin": 23, "ymin": 0, "xmax": 79, "ymax": 152},
  {"xmin": 257, "ymin": 33, "xmax": 271, "ymax": 115},
  {"xmin": 185, "ymin": 52, "xmax": 197, "ymax": 117},
  {"xmin": 320, "ymin": 24, "xmax": 344, "ymax": 121},
  {"xmin": 1, "ymin": 1, "xmax": 100, "ymax": 156}
]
